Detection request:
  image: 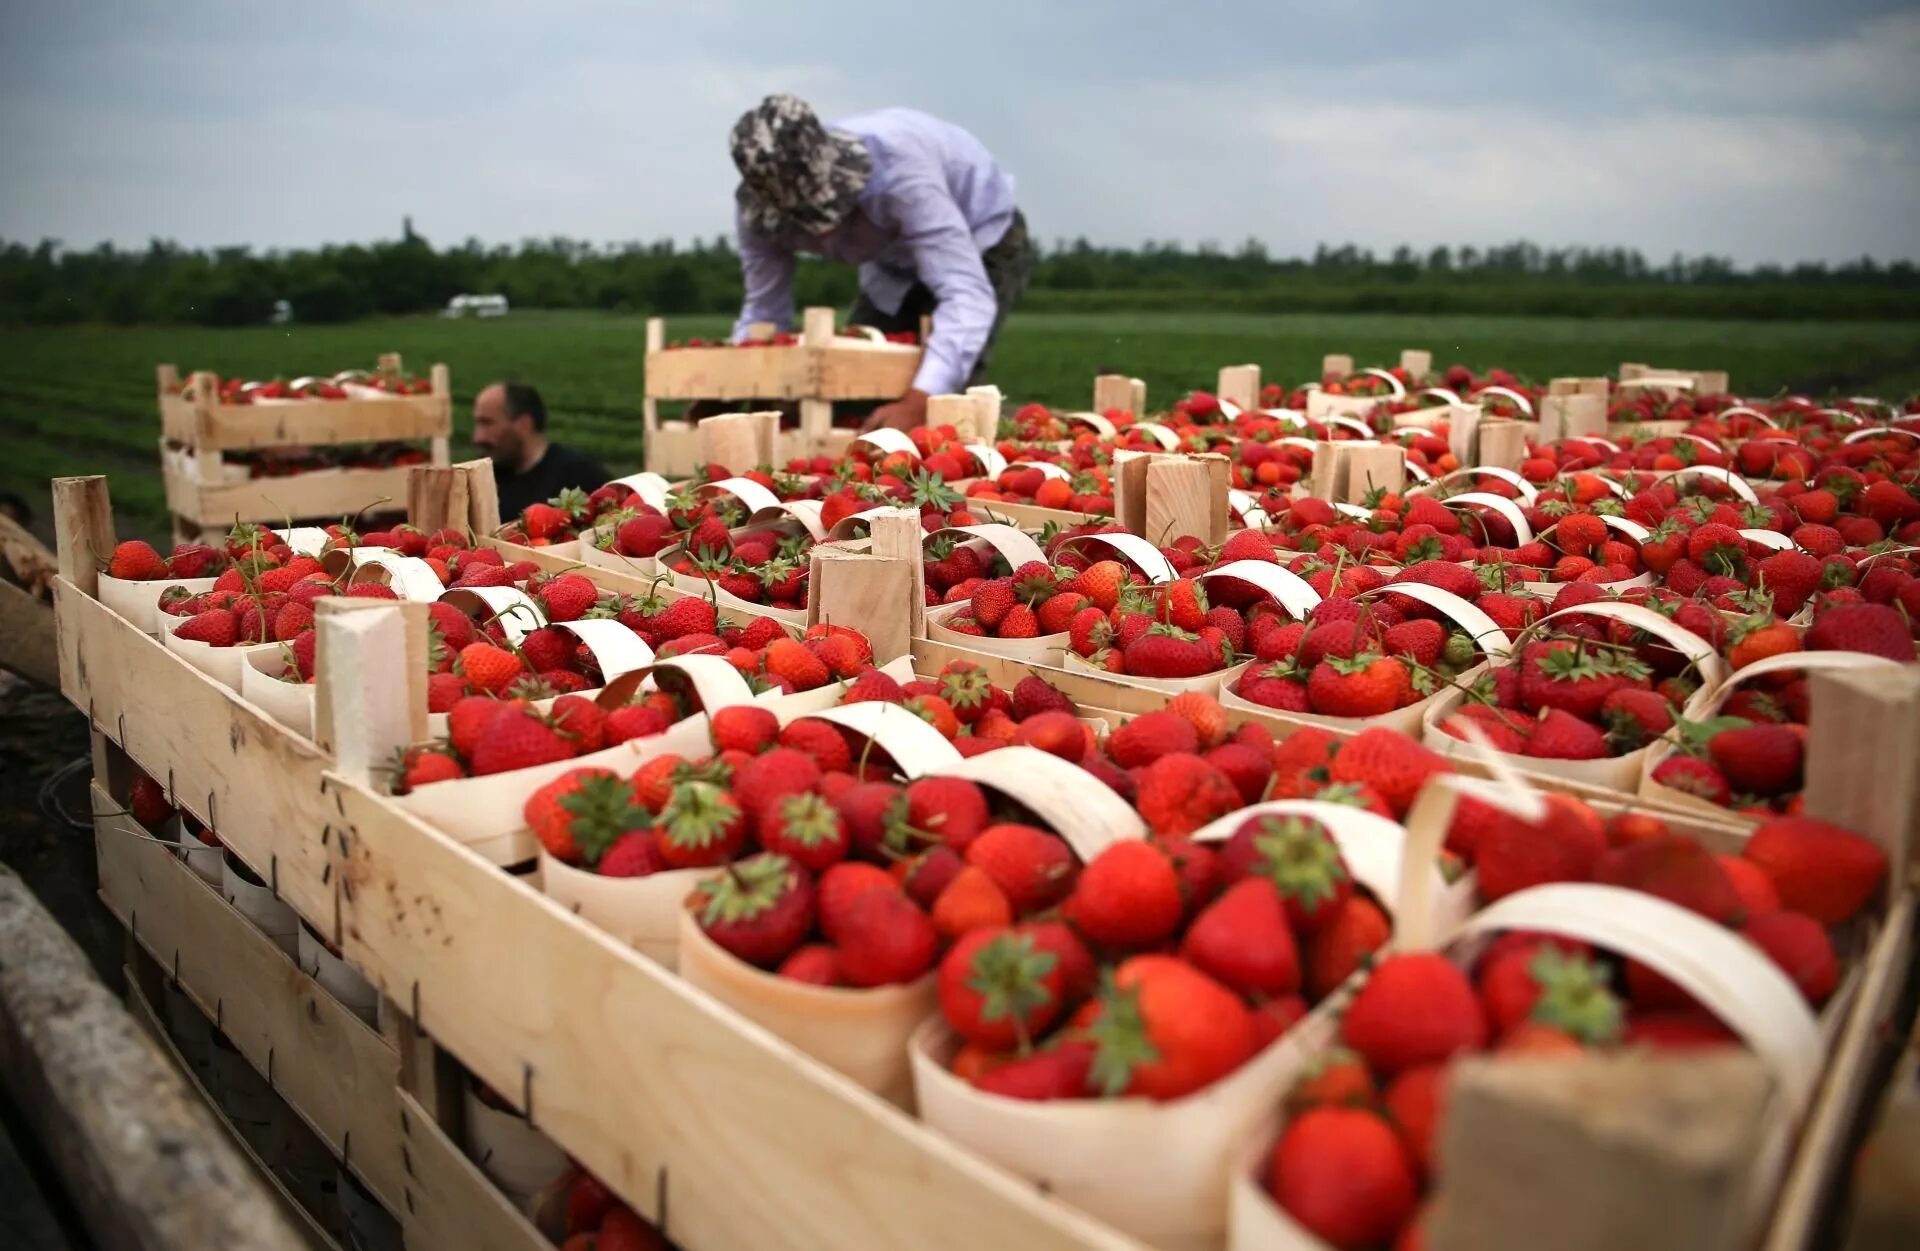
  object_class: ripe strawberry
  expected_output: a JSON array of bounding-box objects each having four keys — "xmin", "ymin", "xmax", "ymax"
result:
[
  {"xmin": 1071, "ymin": 841, "xmax": 1184, "ymax": 951},
  {"xmin": 1719, "ymin": 853, "xmax": 1782, "ymax": 916},
  {"xmin": 1600, "ymin": 688, "xmax": 1674, "ymax": 750},
  {"xmin": 939, "ymin": 924, "xmax": 1084, "ymax": 1050},
  {"xmin": 1122, "ymin": 624, "xmax": 1219, "ymax": 678},
  {"xmin": 931, "ymin": 866, "xmax": 1013, "ymax": 938},
  {"xmin": 1134, "ymin": 753, "xmax": 1243, "ymax": 839},
  {"xmin": 1306, "ymin": 654, "xmax": 1412, "ymax": 717},
  {"xmin": 832, "ymin": 887, "xmax": 939, "ymax": 987},
  {"xmin": 688, "ymin": 853, "xmax": 815, "ymax": 967},
  {"xmin": 817, "ymin": 862, "xmax": 901, "ymax": 943},
  {"xmin": 899, "ymin": 844, "xmax": 965, "ymax": 909},
  {"xmin": 710, "ymin": 704, "xmax": 779, "ymax": 755},
  {"xmin": 458, "ymin": 642, "xmax": 524, "ymax": 696},
  {"xmin": 729, "ymin": 746, "xmax": 819, "ymax": 821},
  {"xmin": 129, "ymin": 772, "xmax": 174, "ymax": 830},
  {"xmin": 1085, "ymin": 955, "xmax": 1257, "ymax": 1099},
  {"xmin": 1707, "ymin": 723, "xmax": 1803, "ymax": 796},
  {"xmin": 1014, "ymin": 710, "xmax": 1089, "ymax": 762},
  {"xmin": 176, "ymin": 609, "xmax": 239, "ymax": 647},
  {"xmin": 1327, "ymin": 729, "xmax": 1450, "ymax": 818},
  {"xmin": 777, "ymin": 719, "xmax": 854, "ymax": 773},
  {"xmin": 902, "ymin": 775, "xmax": 990, "ymax": 853},
  {"xmin": 1304, "ymin": 895, "xmax": 1390, "ymax": 1001},
  {"xmin": 1595, "ymin": 837, "xmax": 1743, "ymax": 923},
  {"xmin": 778, "ymin": 944, "xmax": 843, "ymax": 986},
  {"xmin": 1268, "ymin": 1109, "xmax": 1419, "ymax": 1249},
  {"xmin": 1106, "ymin": 710, "xmax": 1198, "ymax": 769},
  {"xmin": 1158, "ymin": 578, "xmax": 1209, "ymax": 631},
  {"xmin": 107, "ymin": 540, "xmax": 168, "ymax": 581},
  {"xmin": 470, "ymin": 705, "xmax": 575, "ymax": 776},
  {"xmin": 538, "ymin": 573, "xmax": 599, "ymax": 622},
  {"xmin": 966, "ymin": 823, "xmax": 1076, "ymax": 914},
  {"xmin": 1076, "ymin": 560, "xmax": 1129, "ymax": 610},
  {"xmin": 1743, "ymin": 815, "xmax": 1887, "ymax": 924},
  {"xmin": 1526, "ymin": 707, "xmax": 1611, "ymax": 760},
  {"xmin": 1623, "ymin": 1009, "xmax": 1740, "ymax": 1050},
  {"xmin": 1341, "ymin": 953, "xmax": 1488, "ymax": 1075},
  {"xmin": 1742, "ymin": 910, "xmax": 1838, "ymax": 1006},
  {"xmin": 1180, "ymin": 877, "xmax": 1300, "ymax": 997},
  {"xmin": 651, "ymin": 597, "xmax": 719, "ymax": 641},
  {"xmin": 971, "ymin": 1041, "xmax": 1096, "ymax": 1101},
  {"xmin": 1806, "ymin": 603, "xmax": 1915, "ymax": 662},
  {"xmin": 604, "ymin": 703, "xmax": 671, "ymax": 744},
  {"xmin": 757, "ymin": 792, "xmax": 849, "ymax": 872},
  {"xmin": 1475, "ymin": 793, "xmax": 1606, "ymax": 900},
  {"xmin": 970, "ymin": 579, "xmax": 1016, "ymax": 629},
  {"xmin": 654, "ymin": 780, "xmax": 747, "ymax": 869},
  {"xmin": 1219, "ymin": 812, "xmax": 1352, "ymax": 932},
  {"xmin": 1650, "ymin": 755, "xmax": 1732, "ymax": 806},
  {"xmin": 1011, "ymin": 675, "xmax": 1075, "ymax": 720}
]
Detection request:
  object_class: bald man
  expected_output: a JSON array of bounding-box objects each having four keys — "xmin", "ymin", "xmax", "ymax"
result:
[{"xmin": 470, "ymin": 382, "xmax": 609, "ymax": 517}]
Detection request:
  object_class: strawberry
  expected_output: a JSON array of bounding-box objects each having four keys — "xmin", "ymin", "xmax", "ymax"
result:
[
  {"xmin": 1742, "ymin": 910, "xmax": 1838, "ymax": 1006},
  {"xmin": 1475, "ymin": 793, "xmax": 1606, "ymax": 900},
  {"xmin": 458, "ymin": 642, "xmax": 524, "ymax": 696},
  {"xmin": 1526, "ymin": 707, "xmax": 1611, "ymax": 760},
  {"xmin": 730, "ymin": 747, "xmax": 819, "ymax": 822},
  {"xmin": 710, "ymin": 704, "xmax": 779, "ymax": 755},
  {"xmin": 1085, "ymin": 955, "xmax": 1257, "ymax": 1099},
  {"xmin": 1595, "ymin": 837, "xmax": 1743, "ymax": 923},
  {"xmin": 1158, "ymin": 578, "xmax": 1209, "ymax": 631},
  {"xmin": 1484, "ymin": 944, "xmax": 1622, "ymax": 1044},
  {"xmin": 539, "ymin": 573, "xmax": 599, "ymax": 622},
  {"xmin": 470, "ymin": 705, "xmax": 575, "ymax": 776},
  {"xmin": 1600, "ymin": 688, "xmax": 1674, "ymax": 751},
  {"xmin": 939, "ymin": 924, "xmax": 1082, "ymax": 1050},
  {"xmin": 175, "ymin": 608, "xmax": 240, "ymax": 647},
  {"xmin": 777, "ymin": 719, "xmax": 854, "ymax": 773},
  {"xmin": 654, "ymin": 780, "xmax": 748, "ymax": 869},
  {"xmin": 1341, "ymin": 953, "xmax": 1488, "ymax": 1075},
  {"xmin": 1070, "ymin": 841, "xmax": 1184, "ymax": 951},
  {"xmin": 1219, "ymin": 812, "xmax": 1352, "ymax": 932},
  {"xmin": 763, "ymin": 638, "xmax": 829, "ymax": 689},
  {"xmin": 1076, "ymin": 560, "xmax": 1129, "ymax": 610},
  {"xmin": 817, "ymin": 862, "xmax": 901, "ymax": 943},
  {"xmin": 1805, "ymin": 603, "xmax": 1915, "ymax": 662},
  {"xmin": 1134, "ymin": 753, "xmax": 1242, "ymax": 839},
  {"xmin": 688, "ymin": 853, "xmax": 814, "ymax": 967},
  {"xmin": 1180, "ymin": 877, "xmax": 1301, "ymax": 997},
  {"xmin": 970, "ymin": 579, "xmax": 1016, "ymax": 629},
  {"xmin": 1014, "ymin": 710, "xmax": 1089, "ymax": 762},
  {"xmin": 1650, "ymin": 755, "xmax": 1732, "ymax": 806},
  {"xmin": 650, "ymin": 597, "xmax": 719, "ymax": 641},
  {"xmin": 1122, "ymin": 624, "xmax": 1219, "ymax": 678},
  {"xmin": 778, "ymin": 944, "xmax": 843, "ymax": 986},
  {"xmin": 931, "ymin": 865, "xmax": 1013, "ymax": 938},
  {"xmin": 1304, "ymin": 895, "xmax": 1390, "ymax": 1000},
  {"xmin": 1011, "ymin": 675, "xmax": 1074, "ymax": 720},
  {"xmin": 1517, "ymin": 640, "xmax": 1648, "ymax": 720},
  {"xmin": 966, "ymin": 823, "xmax": 1076, "ymax": 914},
  {"xmin": 1623, "ymin": 1009, "xmax": 1740, "ymax": 1050},
  {"xmin": 1306, "ymin": 654, "xmax": 1411, "ymax": 717},
  {"xmin": 757, "ymin": 792, "xmax": 849, "ymax": 872},
  {"xmin": 1105, "ymin": 710, "xmax": 1198, "ymax": 769},
  {"xmin": 523, "ymin": 768, "xmax": 643, "ymax": 865},
  {"xmin": 971, "ymin": 1041, "xmax": 1095, "ymax": 1101},
  {"xmin": 1327, "ymin": 729, "xmax": 1450, "ymax": 818},
  {"xmin": 1267, "ymin": 1108, "xmax": 1419, "ymax": 1250},
  {"xmin": 1743, "ymin": 815, "xmax": 1887, "ymax": 924},
  {"xmin": 834, "ymin": 888, "xmax": 939, "ymax": 987},
  {"xmin": 1707, "ymin": 723, "xmax": 1802, "ymax": 796},
  {"xmin": 107, "ymin": 540, "xmax": 168, "ymax": 581},
  {"xmin": 903, "ymin": 775, "xmax": 990, "ymax": 853}
]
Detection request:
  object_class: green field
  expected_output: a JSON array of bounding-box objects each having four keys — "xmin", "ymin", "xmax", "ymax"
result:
[{"xmin": 4, "ymin": 310, "xmax": 1918, "ymax": 537}]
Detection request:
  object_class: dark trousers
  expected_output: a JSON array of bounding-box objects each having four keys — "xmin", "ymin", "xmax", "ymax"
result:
[{"xmin": 847, "ymin": 209, "xmax": 1035, "ymax": 386}]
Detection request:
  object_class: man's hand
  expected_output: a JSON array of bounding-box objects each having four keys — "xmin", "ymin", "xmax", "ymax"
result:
[{"xmin": 860, "ymin": 388, "xmax": 930, "ymax": 434}]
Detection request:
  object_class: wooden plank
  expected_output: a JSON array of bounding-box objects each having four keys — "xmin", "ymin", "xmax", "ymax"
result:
[
  {"xmin": 0, "ymin": 579, "xmax": 59, "ymax": 687},
  {"xmin": 175, "ymin": 465, "xmax": 416, "ymax": 528},
  {"xmin": 644, "ymin": 347, "xmax": 811, "ymax": 400},
  {"xmin": 200, "ymin": 397, "xmax": 450, "ymax": 452},
  {"xmin": 123, "ymin": 974, "xmax": 339, "ymax": 1251},
  {"xmin": 1764, "ymin": 896, "xmax": 1915, "ymax": 1251},
  {"xmin": 53, "ymin": 475, "xmax": 116, "ymax": 594},
  {"xmin": 1477, "ymin": 421, "xmax": 1530, "ymax": 472},
  {"xmin": 94, "ymin": 785, "xmax": 408, "ymax": 1214},
  {"xmin": 1093, "ymin": 374, "xmax": 1144, "ymax": 417},
  {"xmin": 1803, "ymin": 667, "xmax": 1920, "ymax": 895},
  {"xmin": 1216, "ymin": 365, "xmax": 1260, "ymax": 411},
  {"xmin": 0, "ymin": 864, "xmax": 309, "ymax": 1251},
  {"xmin": 1142, "ymin": 457, "xmax": 1224, "ymax": 546},
  {"xmin": 53, "ymin": 579, "xmax": 336, "ymax": 928},
  {"xmin": 812, "ymin": 345, "xmax": 922, "ymax": 400},
  {"xmin": 326, "ymin": 774, "xmax": 1137, "ymax": 1251},
  {"xmin": 394, "ymin": 1089, "xmax": 551, "ymax": 1251},
  {"xmin": 1431, "ymin": 1052, "xmax": 1775, "ymax": 1251}
]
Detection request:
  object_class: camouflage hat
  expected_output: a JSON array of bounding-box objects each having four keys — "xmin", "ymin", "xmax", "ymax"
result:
[{"xmin": 730, "ymin": 94, "xmax": 871, "ymax": 235}]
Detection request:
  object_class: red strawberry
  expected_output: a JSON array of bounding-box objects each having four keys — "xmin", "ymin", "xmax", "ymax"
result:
[
  {"xmin": 1071, "ymin": 841, "xmax": 1184, "ymax": 951},
  {"xmin": 966, "ymin": 823, "xmax": 1076, "ymax": 914},
  {"xmin": 1475, "ymin": 793, "xmax": 1607, "ymax": 900},
  {"xmin": 1707, "ymin": 723, "xmax": 1803, "ymax": 796},
  {"xmin": 1180, "ymin": 877, "xmax": 1301, "ymax": 997},
  {"xmin": 710, "ymin": 704, "xmax": 779, "ymax": 755},
  {"xmin": 1306, "ymin": 654, "xmax": 1411, "ymax": 717},
  {"xmin": 470, "ymin": 705, "xmax": 575, "ymax": 776},
  {"xmin": 970, "ymin": 579, "xmax": 1016, "ymax": 629},
  {"xmin": 729, "ymin": 747, "xmax": 820, "ymax": 824},
  {"xmin": 1267, "ymin": 1108, "xmax": 1418, "ymax": 1251},
  {"xmin": 1010, "ymin": 675, "xmax": 1075, "ymax": 720},
  {"xmin": 539, "ymin": 573, "xmax": 599, "ymax": 622},
  {"xmin": 904, "ymin": 776, "xmax": 991, "ymax": 853},
  {"xmin": 1085, "ymin": 955, "xmax": 1256, "ymax": 1099},
  {"xmin": 1742, "ymin": 815, "xmax": 1887, "ymax": 924},
  {"xmin": 1595, "ymin": 837, "xmax": 1743, "ymax": 923},
  {"xmin": 757, "ymin": 792, "xmax": 849, "ymax": 872},
  {"xmin": 107, "ymin": 540, "xmax": 169, "ymax": 581},
  {"xmin": 971, "ymin": 1041, "xmax": 1095, "ymax": 1101},
  {"xmin": 1526, "ymin": 707, "xmax": 1611, "ymax": 760},
  {"xmin": 1806, "ymin": 603, "xmax": 1915, "ymax": 662},
  {"xmin": 1383, "ymin": 1063, "xmax": 1450, "ymax": 1179},
  {"xmin": 1741, "ymin": 910, "xmax": 1838, "ymax": 1006},
  {"xmin": 1134, "ymin": 753, "xmax": 1243, "ymax": 839},
  {"xmin": 1218, "ymin": 812, "xmax": 1352, "ymax": 932},
  {"xmin": 834, "ymin": 889, "xmax": 939, "ymax": 987},
  {"xmin": 175, "ymin": 609, "xmax": 239, "ymax": 647},
  {"xmin": 1650, "ymin": 755, "xmax": 1732, "ymax": 807},
  {"xmin": 817, "ymin": 862, "xmax": 901, "ymax": 943},
  {"xmin": 1106, "ymin": 710, "xmax": 1199, "ymax": 769},
  {"xmin": 688, "ymin": 853, "xmax": 815, "ymax": 967},
  {"xmin": 1327, "ymin": 729, "xmax": 1451, "ymax": 818},
  {"xmin": 1341, "ymin": 953, "xmax": 1488, "ymax": 1075},
  {"xmin": 778, "ymin": 944, "xmax": 843, "ymax": 986},
  {"xmin": 938, "ymin": 924, "xmax": 1081, "ymax": 1050},
  {"xmin": 1304, "ymin": 895, "xmax": 1390, "ymax": 1000},
  {"xmin": 653, "ymin": 780, "xmax": 748, "ymax": 869}
]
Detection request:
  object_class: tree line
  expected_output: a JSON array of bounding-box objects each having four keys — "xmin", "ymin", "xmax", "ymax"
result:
[{"xmin": 2, "ymin": 232, "xmax": 1914, "ymax": 327}]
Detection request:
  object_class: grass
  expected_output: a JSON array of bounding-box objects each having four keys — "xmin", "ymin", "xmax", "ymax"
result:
[{"xmin": 3, "ymin": 309, "xmax": 1918, "ymax": 537}]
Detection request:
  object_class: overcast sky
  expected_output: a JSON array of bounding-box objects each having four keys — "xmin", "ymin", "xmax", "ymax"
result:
[{"xmin": 2, "ymin": 0, "xmax": 1916, "ymax": 265}]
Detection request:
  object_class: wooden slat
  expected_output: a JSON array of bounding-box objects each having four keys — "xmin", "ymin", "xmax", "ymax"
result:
[
  {"xmin": 54, "ymin": 579, "xmax": 336, "ymax": 928},
  {"xmin": 644, "ymin": 347, "xmax": 812, "ymax": 400},
  {"xmin": 327, "ymin": 774, "xmax": 1138, "ymax": 1251},
  {"xmin": 123, "ymin": 973, "xmax": 339, "ymax": 1251},
  {"xmin": 94, "ymin": 785, "xmax": 408, "ymax": 1214},
  {"xmin": 812, "ymin": 344, "xmax": 922, "ymax": 400},
  {"xmin": 0, "ymin": 579, "xmax": 58, "ymax": 686},
  {"xmin": 198, "ymin": 397, "xmax": 450, "ymax": 452},
  {"xmin": 173, "ymin": 465, "xmax": 417, "ymax": 527},
  {"xmin": 394, "ymin": 1089, "xmax": 550, "ymax": 1251}
]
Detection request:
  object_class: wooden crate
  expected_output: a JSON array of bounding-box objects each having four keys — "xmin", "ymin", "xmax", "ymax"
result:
[
  {"xmin": 643, "ymin": 308, "xmax": 922, "ymax": 476},
  {"xmin": 159, "ymin": 355, "xmax": 453, "ymax": 542}
]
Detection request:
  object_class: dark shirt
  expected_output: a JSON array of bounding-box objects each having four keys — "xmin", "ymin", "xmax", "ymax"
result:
[{"xmin": 495, "ymin": 443, "xmax": 610, "ymax": 519}]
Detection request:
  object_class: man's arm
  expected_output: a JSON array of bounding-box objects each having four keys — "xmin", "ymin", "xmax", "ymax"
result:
[
  {"xmin": 861, "ymin": 181, "xmax": 997, "ymax": 430},
  {"xmin": 731, "ymin": 223, "xmax": 796, "ymax": 342}
]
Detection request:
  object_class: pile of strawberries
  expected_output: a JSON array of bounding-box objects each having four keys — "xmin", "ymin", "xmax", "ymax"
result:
[
  {"xmin": 105, "ymin": 537, "xmax": 231, "ymax": 583},
  {"xmin": 398, "ymin": 624, "xmax": 872, "ymax": 790},
  {"xmin": 962, "ymin": 462, "xmax": 1114, "ymax": 515},
  {"xmin": 661, "ymin": 513, "xmax": 813, "ymax": 610},
  {"xmin": 1261, "ymin": 807, "xmax": 1885, "ymax": 1250}
]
